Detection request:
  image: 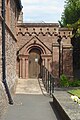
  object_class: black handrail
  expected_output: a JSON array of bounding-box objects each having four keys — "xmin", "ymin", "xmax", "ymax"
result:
[{"xmin": 41, "ymin": 65, "xmax": 54, "ymax": 96}]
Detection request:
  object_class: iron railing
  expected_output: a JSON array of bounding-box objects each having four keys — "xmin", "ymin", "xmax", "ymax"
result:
[{"xmin": 41, "ymin": 65, "xmax": 54, "ymax": 96}]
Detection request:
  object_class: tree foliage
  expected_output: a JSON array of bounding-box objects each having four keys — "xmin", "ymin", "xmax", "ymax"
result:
[
  {"xmin": 59, "ymin": 0, "xmax": 80, "ymax": 37},
  {"xmin": 60, "ymin": 0, "xmax": 80, "ymax": 26},
  {"xmin": 59, "ymin": 0, "xmax": 80, "ymax": 73}
]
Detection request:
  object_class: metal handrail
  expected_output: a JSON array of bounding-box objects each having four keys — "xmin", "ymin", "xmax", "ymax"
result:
[{"xmin": 41, "ymin": 65, "xmax": 54, "ymax": 96}]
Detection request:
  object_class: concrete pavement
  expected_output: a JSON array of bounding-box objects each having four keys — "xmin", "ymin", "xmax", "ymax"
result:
[
  {"xmin": 3, "ymin": 79, "xmax": 61, "ymax": 120},
  {"xmin": 3, "ymin": 94, "xmax": 61, "ymax": 120}
]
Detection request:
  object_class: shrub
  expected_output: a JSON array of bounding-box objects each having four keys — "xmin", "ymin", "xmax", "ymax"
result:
[
  {"xmin": 60, "ymin": 74, "xmax": 80, "ymax": 87},
  {"xmin": 69, "ymin": 80, "xmax": 80, "ymax": 87},
  {"xmin": 60, "ymin": 74, "xmax": 69, "ymax": 87}
]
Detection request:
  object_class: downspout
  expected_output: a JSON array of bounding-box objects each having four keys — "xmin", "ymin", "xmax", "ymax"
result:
[{"xmin": 2, "ymin": 0, "xmax": 13, "ymax": 104}]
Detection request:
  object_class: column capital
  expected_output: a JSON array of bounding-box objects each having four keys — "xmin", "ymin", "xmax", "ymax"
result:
[
  {"xmin": 52, "ymin": 43, "xmax": 59, "ymax": 47},
  {"xmin": 62, "ymin": 44, "xmax": 73, "ymax": 49}
]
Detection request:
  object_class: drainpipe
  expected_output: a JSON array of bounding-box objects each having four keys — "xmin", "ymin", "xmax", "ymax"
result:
[{"xmin": 2, "ymin": 0, "xmax": 13, "ymax": 104}]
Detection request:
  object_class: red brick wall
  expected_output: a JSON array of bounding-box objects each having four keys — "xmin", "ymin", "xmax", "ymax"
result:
[{"xmin": 16, "ymin": 23, "xmax": 73, "ymax": 80}]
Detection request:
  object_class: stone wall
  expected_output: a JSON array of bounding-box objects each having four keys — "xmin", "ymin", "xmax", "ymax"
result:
[
  {"xmin": 0, "ymin": 17, "xmax": 2, "ymax": 80},
  {"xmin": 0, "ymin": 0, "xmax": 22, "ymax": 119},
  {"xmin": 0, "ymin": 81, "xmax": 8, "ymax": 120},
  {"xmin": 9, "ymin": 0, "xmax": 16, "ymax": 35},
  {"xmin": 0, "ymin": 0, "xmax": 1, "ymax": 16},
  {"xmin": 5, "ymin": 24, "xmax": 17, "ymax": 90},
  {"xmin": 0, "ymin": 17, "xmax": 8, "ymax": 119},
  {"xmin": 0, "ymin": 16, "xmax": 17, "ymax": 119}
]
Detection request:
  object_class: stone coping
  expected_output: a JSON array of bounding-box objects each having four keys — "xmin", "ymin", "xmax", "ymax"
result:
[
  {"xmin": 17, "ymin": 23, "xmax": 59, "ymax": 27},
  {"xmin": 59, "ymin": 28, "xmax": 72, "ymax": 31},
  {"xmin": 52, "ymin": 87, "xmax": 80, "ymax": 120}
]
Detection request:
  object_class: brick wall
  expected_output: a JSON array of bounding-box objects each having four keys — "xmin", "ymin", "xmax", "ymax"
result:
[
  {"xmin": 6, "ymin": 0, "xmax": 22, "ymax": 36},
  {"xmin": 16, "ymin": 23, "xmax": 73, "ymax": 80},
  {"xmin": 62, "ymin": 46, "xmax": 73, "ymax": 77}
]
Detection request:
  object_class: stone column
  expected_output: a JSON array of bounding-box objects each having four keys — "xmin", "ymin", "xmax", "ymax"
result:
[
  {"xmin": 47, "ymin": 59, "xmax": 49, "ymax": 70},
  {"xmin": 45, "ymin": 58, "xmax": 47, "ymax": 68},
  {"xmin": 19, "ymin": 58, "xmax": 22, "ymax": 78},
  {"xmin": 25, "ymin": 58, "xmax": 28, "ymax": 79},
  {"xmin": 42, "ymin": 58, "xmax": 45, "ymax": 66},
  {"xmin": 48, "ymin": 59, "xmax": 51, "ymax": 72},
  {"xmin": 22, "ymin": 58, "xmax": 25, "ymax": 79}
]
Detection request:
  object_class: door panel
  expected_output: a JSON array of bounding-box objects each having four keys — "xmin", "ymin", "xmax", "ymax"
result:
[{"xmin": 29, "ymin": 49, "xmax": 41, "ymax": 78}]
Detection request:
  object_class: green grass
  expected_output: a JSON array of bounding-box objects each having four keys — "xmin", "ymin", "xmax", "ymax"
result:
[{"xmin": 68, "ymin": 89, "xmax": 80, "ymax": 98}]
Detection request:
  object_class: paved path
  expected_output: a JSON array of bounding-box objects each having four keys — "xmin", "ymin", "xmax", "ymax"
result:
[
  {"xmin": 3, "ymin": 94, "xmax": 61, "ymax": 120},
  {"xmin": 3, "ymin": 79, "xmax": 61, "ymax": 120}
]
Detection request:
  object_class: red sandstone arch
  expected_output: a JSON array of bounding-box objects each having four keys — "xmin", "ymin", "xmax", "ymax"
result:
[
  {"xmin": 26, "ymin": 44, "xmax": 46, "ymax": 55},
  {"xmin": 17, "ymin": 36, "xmax": 52, "ymax": 79}
]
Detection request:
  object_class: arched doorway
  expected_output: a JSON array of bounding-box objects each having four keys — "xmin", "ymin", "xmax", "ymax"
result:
[{"xmin": 28, "ymin": 48, "xmax": 42, "ymax": 78}]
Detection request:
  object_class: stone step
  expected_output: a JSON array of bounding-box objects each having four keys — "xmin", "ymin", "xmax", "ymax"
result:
[{"xmin": 15, "ymin": 78, "xmax": 47, "ymax": 95}]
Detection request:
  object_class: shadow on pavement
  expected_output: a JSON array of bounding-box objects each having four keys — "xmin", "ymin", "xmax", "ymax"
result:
[{"xmin": 49, "ymin": 102, "xmax": 63, "ymax": 120}]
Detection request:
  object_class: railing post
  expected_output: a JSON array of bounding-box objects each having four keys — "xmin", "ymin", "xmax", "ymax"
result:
[
  {"xmin": 45, "ymin": 69, "xmax": 47, "ymax": 90},
  {"xmin": 50, "ymin": 74, "xmax": 51, "ymax": 95},
  {"xmin": 43, "ymin": 66, "xmax": 45, "ymax": 83},
  {"xmin": 46, "ymin": 69, "xmax": 48, "ymax": 91},
  {"xmin": 47, "ymin": 71, "xmax": 49, "ymax": 93}
]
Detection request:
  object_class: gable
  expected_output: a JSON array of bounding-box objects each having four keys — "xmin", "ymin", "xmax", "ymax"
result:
[{"xmin": 18, "ymin": 36, "xmax": 52, "ymax": 55}]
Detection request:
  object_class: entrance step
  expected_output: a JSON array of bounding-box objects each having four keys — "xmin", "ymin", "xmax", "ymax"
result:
[{"xmin": 15, "ymin": 79, "xmax": 47, "ymax": 95}]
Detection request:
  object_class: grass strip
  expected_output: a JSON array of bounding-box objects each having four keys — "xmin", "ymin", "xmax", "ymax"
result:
[{"xmin": 68, "ymin": 89, "xmax": 80, "ymax": 98}]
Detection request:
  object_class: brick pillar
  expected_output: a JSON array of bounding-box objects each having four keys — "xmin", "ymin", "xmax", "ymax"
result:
[
  {"xmin": 62, "ymin": 45, "xmax": 73, "ymax": 77},
  {"xmin": 52, "ymin": 43, "xmax": 59, "ymax": 78}
]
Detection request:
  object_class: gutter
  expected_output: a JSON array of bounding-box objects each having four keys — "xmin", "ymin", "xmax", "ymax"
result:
[{"xmin": 2, "ymin": 0, "xmax": 13, "ymax": 104}]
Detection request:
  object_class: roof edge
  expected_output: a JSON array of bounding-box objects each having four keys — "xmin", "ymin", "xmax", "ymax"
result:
[{"xmin": 17, "ymin": 23, "xmax": 59, "ymax": 27}]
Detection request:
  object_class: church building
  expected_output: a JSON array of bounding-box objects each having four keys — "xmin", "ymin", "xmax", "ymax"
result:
[
  {"xmin": 16, "ymin": 22, "xmax": 73, "ymax": 82},
  {"xmin": 0, "ymin": 0, "xmax": 73, "ymax": 116}
]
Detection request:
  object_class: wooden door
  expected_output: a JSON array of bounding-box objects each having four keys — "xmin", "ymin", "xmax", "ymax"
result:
[{"xmin": 29, "ymin": 49, "xmax": 41, "ymax": 78}]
